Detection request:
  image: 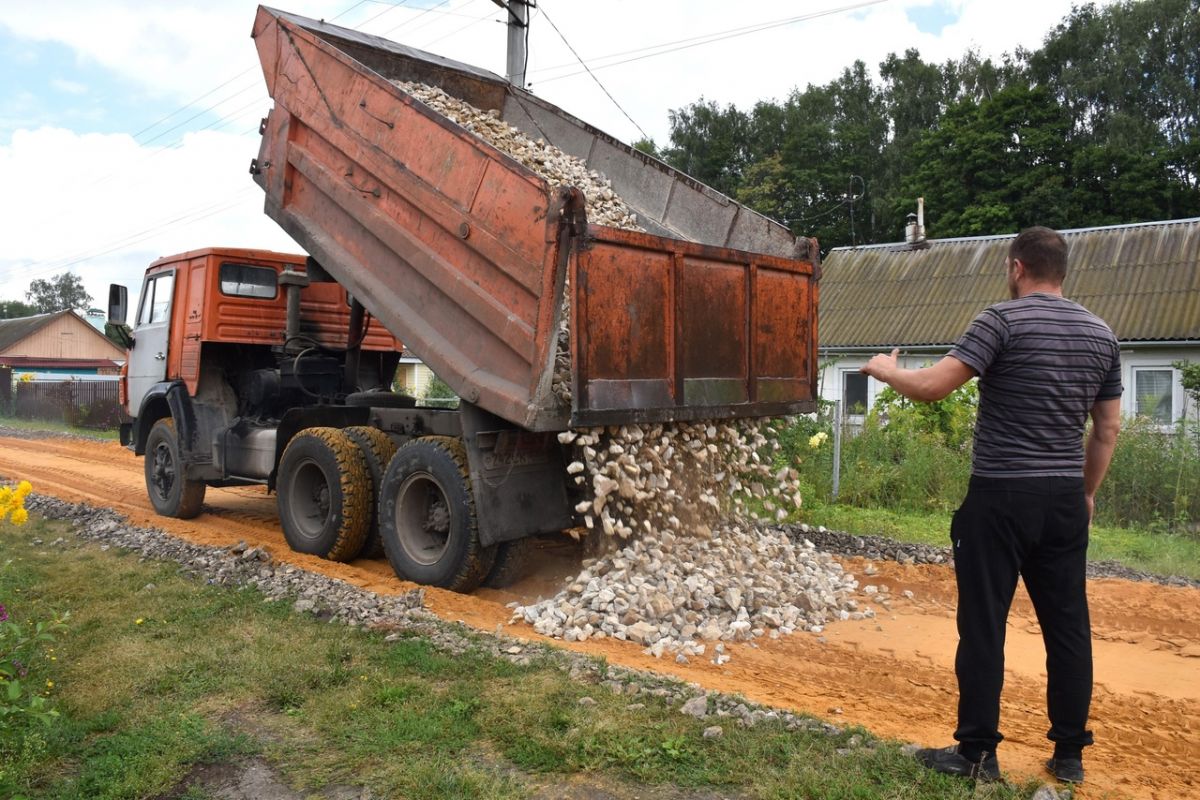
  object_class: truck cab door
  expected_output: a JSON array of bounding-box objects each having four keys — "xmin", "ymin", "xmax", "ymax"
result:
[{"xmin": 126, "ymin": 270, "xmax": 176, "ymax": 416}]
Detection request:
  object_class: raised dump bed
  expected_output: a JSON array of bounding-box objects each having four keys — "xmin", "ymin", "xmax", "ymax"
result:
[{"xmin": 251, "ymin": 6, "xmax": 819, "ymax": 431}]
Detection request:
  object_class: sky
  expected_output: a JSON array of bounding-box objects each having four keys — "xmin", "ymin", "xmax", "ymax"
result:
[{"xmin": 0, "ymin": 0, "xmax": 1113, "ymax": 313}]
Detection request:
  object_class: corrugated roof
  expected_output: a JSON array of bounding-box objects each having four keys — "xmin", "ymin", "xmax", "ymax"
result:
[
  {"xmin": 0, "ymin": 312, "xmax": 60, "ymax": 353},
  {"xmin": 819, "ymin": 217, "xmax": 1200, "ymax": 348}
]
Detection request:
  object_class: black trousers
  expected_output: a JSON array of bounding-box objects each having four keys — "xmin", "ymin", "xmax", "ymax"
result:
[{"xmin": 950, "ymin": 475, "xmax": 1094, "ymax": 759}]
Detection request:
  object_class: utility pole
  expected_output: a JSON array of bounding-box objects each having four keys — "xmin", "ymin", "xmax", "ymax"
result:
[{"xmin": 491, "ymin": 0, "xmax": 532, "ymax": 88}]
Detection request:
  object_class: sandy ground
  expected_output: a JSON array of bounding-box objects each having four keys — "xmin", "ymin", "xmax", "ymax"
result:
[{"xmin": 2, "ymin": 434, "xmax": 1197, "ymax": 799}]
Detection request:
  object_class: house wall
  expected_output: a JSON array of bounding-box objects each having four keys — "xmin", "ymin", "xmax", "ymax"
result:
[
  {"xmin": 820, "ymin": 346, "xmax": 1199, "ymax": 424},
  {"xmin": 397, "ymin": 361, "xmax": 436, "ymax": 397},
  {"xmin": 1, "ymin": 314, "xmax": 125, "ymax": 361}
]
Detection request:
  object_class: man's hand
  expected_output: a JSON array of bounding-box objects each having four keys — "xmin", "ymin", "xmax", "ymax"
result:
[
  {"xmin": 1085, "ymin": 493, "xmax": 1095, "ymax": 525},
  {"xmin": 861, "ymin": 348, "xmax": 900, "ymax": 381},
  {"xmin": 859, "ymin": 351, "xmax": 974, "ymax": 403}
]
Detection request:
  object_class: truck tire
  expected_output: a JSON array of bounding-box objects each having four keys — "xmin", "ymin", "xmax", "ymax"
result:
[
  {"xmin": 144, "ymin": 417, "xmax": 206, "ymax": 519},
  {"xmin": 378, "ymin": 436, "xmax": 495, "ymax": 592},
  {"xmin": 277, "ymin": 427, "xmax": 371, "ymax": 562},
  {"xmin": 344, "ymin": 390, "xmax": 417, "ymax": 409},
  {"xmin": 342, "ymin": 426, "xmax": 397, "ymax": 559},
  {"xmin": 483, "ymin": 536, "xmax": 536, "ymax": 589}
]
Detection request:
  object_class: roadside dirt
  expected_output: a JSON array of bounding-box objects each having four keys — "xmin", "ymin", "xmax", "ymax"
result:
[{"xmin": 2, "ymin": 434, "xmax": 1197, "ymax": 799}]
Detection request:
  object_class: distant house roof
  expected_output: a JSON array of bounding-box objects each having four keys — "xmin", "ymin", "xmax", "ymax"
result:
[
  {"xmin": 0, "ymin": 310, "xmax": 125, "ymax": 357},
  {"xmin": 819, "ymin": 217, "xmax": 1200, "ymax": 349},
  {"xmin": 0, "ymin": 313, "xmax": 57, "ymax": 352}
]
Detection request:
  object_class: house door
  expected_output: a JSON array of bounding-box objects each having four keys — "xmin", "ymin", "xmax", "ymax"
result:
[{"xmin": 126, "ymin": 271, "xmax": 176, "ymax": 416}]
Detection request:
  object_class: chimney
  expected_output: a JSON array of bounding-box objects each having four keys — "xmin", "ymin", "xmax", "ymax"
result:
[{"xmin": 905, "ymin": 197, "xmax": 926, "ymax": 244}]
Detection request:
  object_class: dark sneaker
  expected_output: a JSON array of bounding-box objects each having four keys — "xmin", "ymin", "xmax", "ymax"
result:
[
  {"xmin": 1045, "ymin": 757, "xmax": 1085, "ymax": 783},
  {"xmin": 914, "ymin": 744, "xmax": 1001, "ymax": 781}
]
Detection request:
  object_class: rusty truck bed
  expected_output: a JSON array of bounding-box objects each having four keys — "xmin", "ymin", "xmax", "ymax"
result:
[{"xmin": 251, "ymin": 6, "xmax": 819, "ymax": 431}]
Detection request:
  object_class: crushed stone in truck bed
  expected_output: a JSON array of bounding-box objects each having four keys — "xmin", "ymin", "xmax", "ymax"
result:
[{"xmin": 394, "ymin": 80, "xmax": 644, "ymax": 406}]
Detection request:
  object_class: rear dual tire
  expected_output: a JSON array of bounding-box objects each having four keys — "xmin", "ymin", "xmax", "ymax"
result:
[{"xmin": 378, "ymin": 436, "xmax": 496, "ymax": 593}]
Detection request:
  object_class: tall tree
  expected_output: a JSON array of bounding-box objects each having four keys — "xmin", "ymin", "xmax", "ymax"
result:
[
  {"xmin": 26, "ymin": 272, "xmax": 93, "ymax": 314},
  {"xmin": 661, "ymin": 100, "xmax": 750, "ymax": 196}
]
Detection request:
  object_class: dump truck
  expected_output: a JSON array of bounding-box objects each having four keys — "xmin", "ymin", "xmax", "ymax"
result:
[{"xmin": 109, "ymin": 6, "xmax": 820, "ymax": 592}]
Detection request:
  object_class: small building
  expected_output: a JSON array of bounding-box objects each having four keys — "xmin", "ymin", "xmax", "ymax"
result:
[
  {"xmin": 0, "ymin": 310, "xmax": 126, "ymax": 377},
  {"xmin": 818, "ymin": 218, "xmax": 1200, "ymax": 426},
  {"xmin": 396, "ymin": 350, "xmax": 437, "ymax": 397}
]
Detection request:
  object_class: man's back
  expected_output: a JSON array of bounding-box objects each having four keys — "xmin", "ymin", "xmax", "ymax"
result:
[{"xmin": 950, "ymin": 292, "xmax": 1121, "ymax": 478}]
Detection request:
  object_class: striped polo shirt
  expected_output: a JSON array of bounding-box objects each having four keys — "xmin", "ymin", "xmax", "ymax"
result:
[{"xmin": 949, "ymin": 292, "xmax": 1122, "ymax": 477}]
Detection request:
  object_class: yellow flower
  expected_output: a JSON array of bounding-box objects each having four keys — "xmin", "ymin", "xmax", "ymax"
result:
[
  {"xmin": 46, "ymin": 680, "xmax": 54, "ymax": 689},
  {"xmin": 14, "ymin": 480, "xmax": 31, "ymax": 498},
  {"xmin": 808, "ymin": 432, "xmax": 829, "ymax": 449},
  {"xmin": 135, "ymin": 618, "xmax": 145, "ymax": 625},
  {"xmin": 10, "ymin": 508, "xmax": 28, "ymax": 526},
  {"xmin": 0, "ymin": 487, "xmax": 11, "ymax": 505}
]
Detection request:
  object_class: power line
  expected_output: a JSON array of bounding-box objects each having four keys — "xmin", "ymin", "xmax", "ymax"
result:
[
  {"xmin": 379, "ymin": 0, "xmax": 455, "ymax": 37},
  {"xmin": 420, "ymin": 4, "xmax": 503, "ymax": 48},
  {"xmin": 537, "ymin": 3, "xmax": 648, "ymax": 141},
  {"xmin": 531, "ymin": 0, "xmax": 888, "ymax": 86}
]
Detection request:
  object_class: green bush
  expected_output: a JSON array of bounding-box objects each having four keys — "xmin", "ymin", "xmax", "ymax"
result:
[
  {"xmin": 784, "ymin": 379, "xmax": 1198, "ymax": 534},
  {"xmin": 1098, "ymin": 417, "xmax": 1199, "ymax": 533}
]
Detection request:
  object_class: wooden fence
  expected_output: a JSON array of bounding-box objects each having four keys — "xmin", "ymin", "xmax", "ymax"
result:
[{"xmin": 10, "ymin": 379, "xmax": 130, "ymax": 429}]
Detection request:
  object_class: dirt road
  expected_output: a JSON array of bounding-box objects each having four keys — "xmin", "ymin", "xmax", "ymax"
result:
[{"xmin": 2, "ymin": 433, "xmax": 1196, "ymax": 799}]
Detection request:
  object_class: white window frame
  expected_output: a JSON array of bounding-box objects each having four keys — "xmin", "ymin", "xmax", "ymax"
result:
[
  {"xmin": 1129, "ymin": 365, "xmax": 1180, "ymax": 428},
  {"xmin": 840, "ymin": 368, "xmax": 873, "ymax": 419}
]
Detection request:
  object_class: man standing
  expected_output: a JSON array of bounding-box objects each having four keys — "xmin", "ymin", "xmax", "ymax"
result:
[{"xmin": 860, "ymin": 226, "xmax": 1122, "ymax": 784}]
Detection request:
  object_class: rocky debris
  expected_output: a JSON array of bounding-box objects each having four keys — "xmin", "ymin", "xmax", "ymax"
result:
[
  {"xmin": 393, "ymin": 81, "xmax": 644, "ymax": 407},
  {"xmin": 23, "ymin": 494, "xmax": 426, "ymax": 631},
  {"xmin": 559, "ymin": 419, "xmax": 803, "ymax": 540},
  {"xmin": 702, "ymin": 725, "xmax": 723, "ymax": 739},
  {"xmin": 516, "ymin": 420, "xmax": 858, "ymax": 660},
  {"xmin": 680, "ymin": 695, "xmax": 708, "ymax": 718},
  {"xmin": 513, "ymin": 521, "xmax": 860, "ymax": 659}
]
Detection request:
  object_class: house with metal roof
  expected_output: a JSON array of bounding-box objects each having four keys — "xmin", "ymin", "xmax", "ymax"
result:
[
  {"xmin": 0, "ymin": 310, "xmax": 126, "ymax": 377},
  {"xmin": 818, "ymin": 217, "xmax": 1200, "ymax": 425}
]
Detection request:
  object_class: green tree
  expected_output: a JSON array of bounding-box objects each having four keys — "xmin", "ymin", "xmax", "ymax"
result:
[
  {"xmin": 661, "ymin": 99, "xmax": 749, "ymax": 196},
  {"xmin": 0, "ymin": 300, "xmax": 37, "ymax": 319},
  {"xmin": 423, "ymin": 374, "xmax": 457, "ymax": 400},
  {"xmin": 25, "ymin": 273, "xmax": 93, "ymax": 314}
]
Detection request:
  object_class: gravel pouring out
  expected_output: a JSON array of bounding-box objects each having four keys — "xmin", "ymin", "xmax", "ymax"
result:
[{"xmin": 518, "ymin": 420, "xmax": 861, "ymax": 662}]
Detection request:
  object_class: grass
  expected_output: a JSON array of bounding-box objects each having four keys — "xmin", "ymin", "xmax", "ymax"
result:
[
  {"xmin": 798, "ymin": 501, "xmax": 1200, "ymax": 581},
  {"xmin": 0, "ymin": 514, "xmax": 1047, "ymax": 800},
  {"xmin": 0, "ymin": 414, "xmax": 119, "ymax": 441}
]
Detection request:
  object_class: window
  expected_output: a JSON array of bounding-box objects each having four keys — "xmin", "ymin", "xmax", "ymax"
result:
[
  {"xmin": 843, "ymin": 371, "xmax": 869, "ymax": 415},
  {"xmin": 1133, "ymin": 368, "xmax": 1174, "ymax": 424},
  {"xmin": 220, "ymin": 263, "xmax": 278, "ymax": 299},
  {"xmin": 136, "ymin": 272, "xmax": 175, "ymax": 326}
]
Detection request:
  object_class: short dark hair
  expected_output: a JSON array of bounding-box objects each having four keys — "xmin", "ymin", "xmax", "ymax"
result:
[{"xmin": 1009, "ymin": 226, "xmax": 1068, "ymax": 283}]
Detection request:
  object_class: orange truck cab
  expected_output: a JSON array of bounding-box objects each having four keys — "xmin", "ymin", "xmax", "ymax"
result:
[{"xmin": 109, "ymin": 246, "xmax": 575, "ymax": 592}]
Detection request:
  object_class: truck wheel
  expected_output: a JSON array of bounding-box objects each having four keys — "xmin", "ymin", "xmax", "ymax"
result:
[
  {"xmin": 277, "ymin": 427, "xmax": 370, "ymax": 561},
  {"xmin": 483, "ymin": 537, "xmax": 536, "ymax": 589},
  {"xmin": 144, "ymin": 417, "xmax": 206, "ymax": 519},
  {"xmin": 343, "ymin": 426, "xmax": 397, "ymax": 559},
  {"xmin": 378, "ymin": 436, "xmax": 495, "ymax": 592}
]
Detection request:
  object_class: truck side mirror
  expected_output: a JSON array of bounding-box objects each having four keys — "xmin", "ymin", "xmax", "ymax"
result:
[{"xmin": 108, "ymin": 284, "xmax": 127, "ymax": 325}]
